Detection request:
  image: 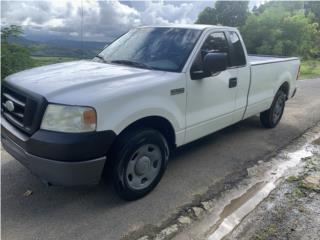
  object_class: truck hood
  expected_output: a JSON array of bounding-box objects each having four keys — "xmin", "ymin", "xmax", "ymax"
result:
[{"xmin": 5, "ymin": 60, "xmax": 166, "ymax": 100}]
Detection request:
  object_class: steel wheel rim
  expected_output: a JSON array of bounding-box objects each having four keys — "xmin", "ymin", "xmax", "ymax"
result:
[
  {"xmin": 273, "ymin": 94, "xmax": 285, "ymax": 123},
  {"xmin": 125, "ymin": 144, "xmax": 162, "ymax": 190}
]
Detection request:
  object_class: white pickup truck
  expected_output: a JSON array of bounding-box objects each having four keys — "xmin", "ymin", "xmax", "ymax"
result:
[{"xmin": 1, "ymin": 25, "xmax": 300, "ymax": 200}]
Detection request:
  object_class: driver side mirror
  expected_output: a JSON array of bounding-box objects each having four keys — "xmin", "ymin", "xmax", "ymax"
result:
[{"xmin": 191, "ymin": 52, "xmax": 228, "ymax": 80}]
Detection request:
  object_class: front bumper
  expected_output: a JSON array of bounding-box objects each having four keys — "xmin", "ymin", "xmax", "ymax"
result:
[{"xmin": 1, "ymin": 117, "xmax": 116, "ymax": 186}]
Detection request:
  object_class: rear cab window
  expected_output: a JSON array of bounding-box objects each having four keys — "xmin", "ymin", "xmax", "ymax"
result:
[{"xmin": 227, "ymin": 31, "xmax": 246, "ymax": 67}]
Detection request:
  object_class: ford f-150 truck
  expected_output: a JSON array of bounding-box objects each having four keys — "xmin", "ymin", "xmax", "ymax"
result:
[{"xmin": 1, "ymin": 25, "xmax": 300, "ymax": 200}]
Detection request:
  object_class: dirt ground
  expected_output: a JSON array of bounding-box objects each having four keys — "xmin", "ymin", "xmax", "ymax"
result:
[{"xmin": 225, "ymin": 139, "xmax": 320, "ymax": 240}]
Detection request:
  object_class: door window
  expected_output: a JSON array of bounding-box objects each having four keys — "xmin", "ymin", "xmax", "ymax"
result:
[{"xmin": 191, "ymin": 32, "xmax": 230, "ymax": 72}]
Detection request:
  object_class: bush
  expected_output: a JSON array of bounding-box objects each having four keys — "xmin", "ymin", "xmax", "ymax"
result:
[
  {"xmin": 240, "ymin": 8, "xmax": 320, "ymax": 58},
  {"xmin": 1, "ymin": 25, "xmax": 34, "ymax": 80}
]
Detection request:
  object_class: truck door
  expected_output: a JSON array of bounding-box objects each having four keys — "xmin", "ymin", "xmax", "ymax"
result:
[
  {"xmin": 225, "ymin": 31, "xmax": 251, "ymax": 122},
  {"xmin": 185, "ymin": 31, "xmax": 238, "ymax": 143}
]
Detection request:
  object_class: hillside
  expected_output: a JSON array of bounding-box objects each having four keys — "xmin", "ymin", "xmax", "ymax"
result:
[{"xmin": 8, "ymin": 36, "xmax": 108, "ymax": 59}]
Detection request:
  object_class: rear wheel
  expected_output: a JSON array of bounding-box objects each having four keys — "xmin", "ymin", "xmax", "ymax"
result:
[
  {"xmin": 260, "ymin": 90, "xmax": 287, "ymax": 128},
  {"xmin": 110, "ymin": 128, "xmax": 169, "ymax": 201}
]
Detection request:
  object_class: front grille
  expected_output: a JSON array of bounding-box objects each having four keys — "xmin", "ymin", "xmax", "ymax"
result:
[
  {"xmin": 2, "ymin": 87, "xmax": 27, "ymax": 128},
  {"xmin": 1, "ymin": 83, "xmax": 47, "ymax": 135}
]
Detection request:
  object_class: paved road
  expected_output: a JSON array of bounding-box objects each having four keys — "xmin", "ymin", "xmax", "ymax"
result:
[{"xmin": 2, "ymin": 79, "xmax": 320, "ymax": 240}]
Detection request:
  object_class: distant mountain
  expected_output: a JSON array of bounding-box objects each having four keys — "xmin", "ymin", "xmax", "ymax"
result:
[
  {"xmin": 8, "ymin": 36, "xmax": 109, "ymax": 58},
  {"xmin": 30, "ymin": 38, "xmax": 107, "ymax": 50},
  {"xmin": 8, "ymin": 36, "xmax": 37, "ymax": 46}
]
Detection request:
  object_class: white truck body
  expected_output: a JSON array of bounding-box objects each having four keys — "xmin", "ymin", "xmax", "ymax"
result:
[
  {"xmin": 5, "ymin": 26, "xmax": 299, "ymax": 145},
  {"xmin": 1, "ymin": 24, "xmax": 300, "ymax": 199}
]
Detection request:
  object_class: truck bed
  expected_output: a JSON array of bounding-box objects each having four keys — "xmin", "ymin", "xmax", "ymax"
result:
[
  {"xmin": 243, "ymin": 54, "xmax": 300, "ymax": 119},
  {"xmin": 248, "ymin": 55, "xmax": 299, "ymax": 66}
]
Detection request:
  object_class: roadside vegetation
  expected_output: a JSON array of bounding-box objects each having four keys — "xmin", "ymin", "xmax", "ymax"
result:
[
  {"xmin": 300, "ymin": 60, "xmax": 320, "ymax": 79},
  {"xmin": 1, "ymin": 25, "xmax": 34, "ymax": 80},
  {"xmin": 1, "ymin": 1, "xmax": 320, "ymax": 80}
]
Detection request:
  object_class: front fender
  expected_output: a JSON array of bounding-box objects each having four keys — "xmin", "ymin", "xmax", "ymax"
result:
[{"xmin": 96, "ymin": 95, "xmax": 186, "ymax": 146}]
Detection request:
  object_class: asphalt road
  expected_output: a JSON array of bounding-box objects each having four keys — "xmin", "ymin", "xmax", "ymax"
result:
[{"xmin": 2, "ymin": 79, "xmax": 320, "ymax": 240}]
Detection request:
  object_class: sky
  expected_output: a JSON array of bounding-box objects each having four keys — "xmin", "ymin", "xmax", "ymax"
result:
[{"xmin": 1, "ymin": 0, "xmax": 264, "ymax": 43}]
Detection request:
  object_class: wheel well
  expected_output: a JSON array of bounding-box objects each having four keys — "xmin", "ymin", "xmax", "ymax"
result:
[
  {"xmin": 117, "ymin": 116, "xmax": 176, "ymax": 150},
  {"xmin": 279, "ymin": 82, "xmax": 290, "ymax": 100}
]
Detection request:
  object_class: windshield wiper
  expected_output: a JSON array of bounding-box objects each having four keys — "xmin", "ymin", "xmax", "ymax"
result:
[
  {"xmin": 110, "ymin": 60, "xmax": 154, "ymax": 70},
  {"xmin": 94, "ymin": 54, "xmax": 108, "ymax": 63}
]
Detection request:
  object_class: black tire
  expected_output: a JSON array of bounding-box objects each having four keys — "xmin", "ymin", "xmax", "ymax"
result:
[
  {"xmin": 110, "ymin": 128, "xmax": 169, "ymax": 201},
  {"xmin": 260, "ymin": 90, "xmax": 287, "ymax": 128}
]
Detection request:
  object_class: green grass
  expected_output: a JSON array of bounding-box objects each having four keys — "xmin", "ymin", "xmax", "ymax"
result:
[
  {"xmin": 299, "ymin": 60, "xmax": 320, "ymax": 80},
  {"xmin": 286, "ymin": 175, "xmax": 300, "ymax": 183},
  {"xmin": 31, "ymin": 56, "xmax": 79, "ymax": 67},
  {"xmin": 252, "ymin": 224, "xmax": 278, "ymax": 240},
  {"xmin": 291, "ymin": 187, "xmax": 305, "ymax": 198}
]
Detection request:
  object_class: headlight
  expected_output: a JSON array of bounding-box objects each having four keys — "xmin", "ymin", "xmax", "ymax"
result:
[{"xmin": 41, "ymin": 104, "xmax": 97, "ymax": 133}]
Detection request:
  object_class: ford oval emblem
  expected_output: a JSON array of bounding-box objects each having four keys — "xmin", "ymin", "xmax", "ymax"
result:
[{"xmin": 4, "ymin": 100, "xmax": 15, "ymax": 112}]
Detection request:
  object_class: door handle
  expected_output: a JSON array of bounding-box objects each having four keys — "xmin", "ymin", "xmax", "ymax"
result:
[{"xmin": 229, "ymin": 77, "xmax": 237, "ymax": 88}]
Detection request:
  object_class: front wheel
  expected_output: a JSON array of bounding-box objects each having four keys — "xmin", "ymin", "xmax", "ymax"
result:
[
  {"xmin": 110, "ymin": 128, "xmax": 169, "ymax": 201},
  {"xmin": 260, "ymin": 90, "xmax": 286, "ymax": 128}
]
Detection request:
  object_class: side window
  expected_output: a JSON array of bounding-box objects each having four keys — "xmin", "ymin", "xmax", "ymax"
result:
[
  {"xmin": 228, "ymin": 32, "xmax": 246, "ymax": 67},
  {"xmin": 191, "ymin": 32, "xmax": 230, "ymax": 72}
]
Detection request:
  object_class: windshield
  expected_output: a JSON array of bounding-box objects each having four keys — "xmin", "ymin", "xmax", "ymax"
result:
[{"xmin": 94, "ymin": 27, "xmax": 202, "ymax": 72}]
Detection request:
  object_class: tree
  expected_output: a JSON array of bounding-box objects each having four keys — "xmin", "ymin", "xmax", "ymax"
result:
[
  {"xmin": 196, "ymin": 7, "xmax": 217, "ymax": 25},
  {"xmin": 240, "ymin": 7, "xmax": 320, "ymax": 58},
  {"xmin": 304, "ymin": 1, "xmax": 320, "ymax": 27},
  {"xmin": 196, "ymin": 1, "xmax": 249, "ymax": 27},
  {"xmin": 1, "ymin": 25, "xmax": 23, "ymax": 43},
  {"xmin": 255, "ymin": 1, "xmax": 304, "ymax": 14},
  {"xmin": 214, "ymin": 1, "xmax": 249, "ymax": 27},
  {"xmin": 1, "ymin": 25, "xmax": 34, "ymax": 80},
  {"xmin": 255, "ymin": 1, "xmax": 320, "ymax": 27}
]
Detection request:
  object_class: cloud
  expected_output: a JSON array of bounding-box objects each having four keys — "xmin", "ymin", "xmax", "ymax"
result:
[
  {"xmin": 1, "ymin": 0, "xmax": 211, "ymax": 42},
  {"xmin": 1, "ymin": 0, "xmax": 78, "ymax": 39},
  {"xmin": 140, "ymin": 1, "xmax": 195, "ymax": 25},
  {"xmin": 82, "ymin": 0, "xmax": 141, "ymax": 40}
]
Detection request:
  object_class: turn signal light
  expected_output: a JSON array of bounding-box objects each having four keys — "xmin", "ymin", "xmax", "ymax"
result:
[{"xmin": 83, "ymin": 109, "xmax": 97, "ymax": 125}]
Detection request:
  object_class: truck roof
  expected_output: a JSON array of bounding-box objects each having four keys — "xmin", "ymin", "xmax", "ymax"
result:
[{"xmin": 138, "ymin": 24, "xmax": 237, "ymax": 31}]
